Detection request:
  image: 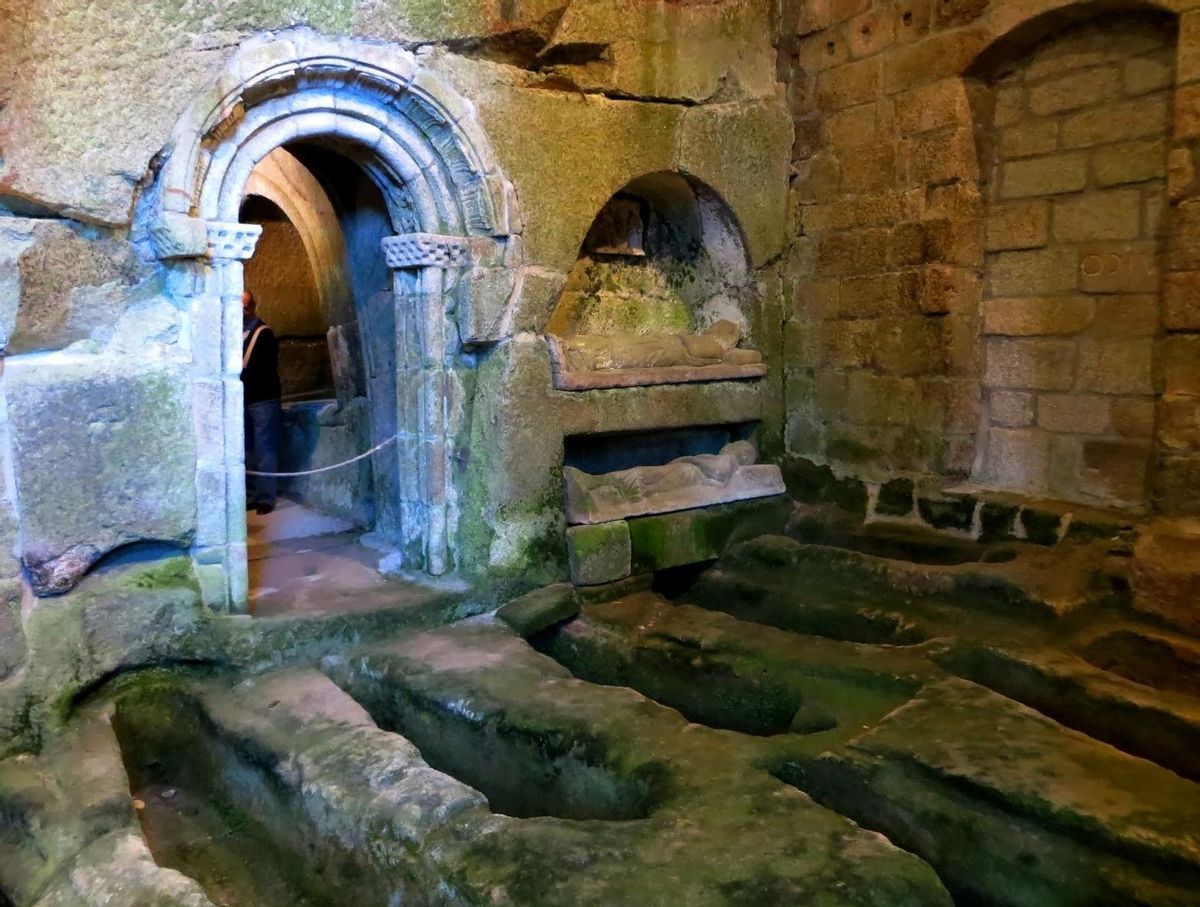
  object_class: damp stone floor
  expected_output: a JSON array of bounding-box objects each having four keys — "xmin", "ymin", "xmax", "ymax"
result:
[{"xmin": 3, "ymin": 525, "xmax": 1200, "ymax": 906}]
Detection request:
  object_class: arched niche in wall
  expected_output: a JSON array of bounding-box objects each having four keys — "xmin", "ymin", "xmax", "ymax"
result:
[
  {"xmin": 965, "ymin": 5, "xmax": 1177, "ymax": 511},
  {"xmin": 545, "ymin": 172, "xmax": 765, "ymax": 390}
]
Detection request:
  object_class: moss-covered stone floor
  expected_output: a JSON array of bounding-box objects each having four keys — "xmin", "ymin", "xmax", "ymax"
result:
[{"xmin": 3, "ymin": 529, "xmax": 1200, "ymax": 906}]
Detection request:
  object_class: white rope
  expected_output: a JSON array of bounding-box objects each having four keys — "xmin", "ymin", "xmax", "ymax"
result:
[{"xmin": 246, "ymin": 433, "xmax": 401, "ymax": 477}]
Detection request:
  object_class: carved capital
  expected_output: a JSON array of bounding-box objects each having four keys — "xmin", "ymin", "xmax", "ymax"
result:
[
  {"xmin": 149, "ymin": 213, "xmax": 210, "ymax": 260},
  {"xmin": 381, "ymin": 233, "xmax": 471, "ymax": 270},
  {"xmin": 206, "ymin": 221, "xmax": 263, "ymax": 261}
]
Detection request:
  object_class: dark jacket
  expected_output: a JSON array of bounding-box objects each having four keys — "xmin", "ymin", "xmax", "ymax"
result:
[{"xmin": 242, "ymin": 318, "xmax": 282, "ymax": 405}]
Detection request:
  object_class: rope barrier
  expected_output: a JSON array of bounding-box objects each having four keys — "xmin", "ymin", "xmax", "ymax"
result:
[{"xmin": 245, "ymin": 433, "xmax": 401, "ymax": 477}]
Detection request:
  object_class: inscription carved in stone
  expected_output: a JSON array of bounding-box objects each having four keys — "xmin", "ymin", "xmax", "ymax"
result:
[{"xmin": 1078, "ymin": 244, "xmax": 1159, "ymax": 293}]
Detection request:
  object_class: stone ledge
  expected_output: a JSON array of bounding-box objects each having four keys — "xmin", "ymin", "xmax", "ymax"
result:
[
  {"xmin": 557, "ymin": 378, "xmax": 765, "ymax": 436},
  {"xmin": 781, "ymin": 456, "xmax": 1138, "ymax": 548},
  {"xmin": 566, "ymin": 465, "xmax": 786, "ymax": 525},
  {"xmin": 552, "ymin": 361, "xmax": 767, "ymax": 391}
]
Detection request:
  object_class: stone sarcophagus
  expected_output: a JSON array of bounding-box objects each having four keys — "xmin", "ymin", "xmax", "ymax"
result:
[
  {"xmin": 547, "ymin": 320, "xmax": 766, "ymax": 391},
  {"xmin": 563, "ymin": 441, "xmax": 785, "ymax": 525}
]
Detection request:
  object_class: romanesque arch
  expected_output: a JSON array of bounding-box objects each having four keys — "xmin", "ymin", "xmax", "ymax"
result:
[{"xmin": 141, "ymin": 30, "xmax": 520, "ymax": 611}]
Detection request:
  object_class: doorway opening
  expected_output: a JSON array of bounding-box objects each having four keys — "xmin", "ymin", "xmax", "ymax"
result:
[
  {"xmin": 149, "ymin": 34, "xmax": 520, "ymax": 614},
  {"xmin": 238, "ymin": 143, "xmax": 403, "ymax": 614}
]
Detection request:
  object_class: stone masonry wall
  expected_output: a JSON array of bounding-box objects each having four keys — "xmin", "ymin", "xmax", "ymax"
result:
[
  {"xmin": 776, "ymin": 0, "xmax": 1200, "ymax": 515},
  {"xmin": 974, "ymin": 15, "xmax": 1173, "ymax": 509}
]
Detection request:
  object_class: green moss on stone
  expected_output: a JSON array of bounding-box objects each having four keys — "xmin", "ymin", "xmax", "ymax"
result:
[
  {"xmin": 876, "ymin": 478, "xmax": 915, "ymax": 517},
  {"xmin": 497, "ymin": 584, "xmax": 580, "ymax": 637},
  {"xmin": 628, "ymin": 497, "xmax": 789, "ymax": 573},
  {"xmin": 979, "ymin": 502, "xmax": 1019, "ymax": 543},
  {"xmin": 567, "ymin": 522, "xmax": 631, "ymax": 586},
  {"xmin": 1020, "ymin": 508, "xmax": 1064, "ymax": 546},
  {"xmin": 781, "ymin": 457, "xmax": 868, "ymax": 515},
  {"xmin": 127, "ymin": 556, "xmax": 196, "ymax": 591},
  {"xmin": 917, "ymin": 496, "xmax": 976, "ymax": 532}
]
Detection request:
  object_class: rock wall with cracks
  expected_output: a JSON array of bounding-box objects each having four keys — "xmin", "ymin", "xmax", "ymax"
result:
[{"xmin": 0, "ymin": 0, "xmax": 792, "ymax": 744}]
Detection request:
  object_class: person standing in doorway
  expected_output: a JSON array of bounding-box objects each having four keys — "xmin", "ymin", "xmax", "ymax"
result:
[{"xmin": 242, "ymin": 290, "xmax": 282, "ymax": 515}]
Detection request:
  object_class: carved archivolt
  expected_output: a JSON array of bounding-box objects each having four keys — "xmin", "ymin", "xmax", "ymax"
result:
[{"xmin": 151, "ymin": 28, "xmax": 517, "ymax": 242}]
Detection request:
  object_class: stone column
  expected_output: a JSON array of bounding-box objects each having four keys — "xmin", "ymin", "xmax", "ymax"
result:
[
  {"xmin": 381, "ymin": 233, "xmax": 471, "ymax": 575},
  {"xmin": 151, "ymin": 214, "xmax": 262, "ymax": 612}
]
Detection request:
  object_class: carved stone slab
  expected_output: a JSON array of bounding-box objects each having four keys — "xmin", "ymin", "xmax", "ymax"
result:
[
  {"xmin": 149, "ymin": 213, "xmax": 209, "ymax": 260},
  {"xmin": 381, "ymin": 233, "xmax": 471, "ymax": 269},
  {"xmin": 547, "ymin": 334, "xmax": 766, "ymax": 390},
  {"xmin": 206, "ymin": 222, "xmax": 263, "ymax": 260},
  {"xmin": 565, "ymin": 464, "xmax": 786, "ymax": 525}
]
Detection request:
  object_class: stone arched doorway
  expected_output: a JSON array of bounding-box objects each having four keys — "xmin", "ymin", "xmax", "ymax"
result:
[{"xmin": 142, "ymin": 32, "xmax": 519, "ymax": 612}]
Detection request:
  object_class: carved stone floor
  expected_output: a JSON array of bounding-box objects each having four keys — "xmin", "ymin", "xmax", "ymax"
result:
[{"xmin": 4, "ymin": 526, "xmax": 1200, "ymax": 906}]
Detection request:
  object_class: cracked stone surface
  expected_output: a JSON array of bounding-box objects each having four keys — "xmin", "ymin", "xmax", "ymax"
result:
[{"xmin": 4, "ymin": 526, "xmax": 1199, "ymax": 906}]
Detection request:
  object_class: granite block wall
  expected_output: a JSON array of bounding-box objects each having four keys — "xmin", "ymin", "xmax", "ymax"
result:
[{"xmin": 776, "ymin": 0, "xmax": 1200, "ymax": 515}]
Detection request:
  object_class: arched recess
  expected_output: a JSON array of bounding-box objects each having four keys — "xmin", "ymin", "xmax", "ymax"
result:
[
  {"xmin": 548, "ymin": 172, "xmax": 758, "ymax": 340},
  {"xmin": 962, "ymin": 4, "xmax": 1178, "ymax": 511},
  {"xmin": 142, "ymin": 30, "xmax": 520, "ymax": 612}
]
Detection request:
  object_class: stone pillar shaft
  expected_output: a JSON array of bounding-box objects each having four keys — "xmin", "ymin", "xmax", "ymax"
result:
[
  {"xmin": 158, "ymin": 217, "xmax": 261, "ymax": 613},
  {"xmin": 382, "ymin": 233, "xmax": 471, "ymax": 576}
]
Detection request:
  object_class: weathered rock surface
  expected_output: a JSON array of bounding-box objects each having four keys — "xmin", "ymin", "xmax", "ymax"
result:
[
  {"xmin": 1131, "ymin": 519, "xmax": 1200, "ymax": 636},
  {"xmin": 627, "ymin": 495, "xmax": 791, "ymax": 572},
  {"xmin": 0, "ymin": 707, "xmax": 215, "ymax": 907},
  {"xmin": 0, "ymin": 583, "xmax": 24, "ymax": 681},
  {"xmin": 1, "ymin": 1, "xmax": 787, "ymax": 239},
  {"xmin": 20, "ymin": 555, "xmax": 208, "ymax": 731},
  {"xmin": 110, "ymin": 670, "xmax": 483, "ymax": 904},
  {"xmin": 6, "ymin": 356, "xmax": 196, "ymax": 594},
  {"xmin": 566, "ymin": 520, "xmax": 631, "ymax": 585},
  {"xmin": 0, "ymin": 2, "xmax": 556, "ymax": 225},
  {"xmin": 5, "ymin": 520, "xmax": 1200, "ymax": 905},
  {"xmin": 938, "ymin": 640, "xmax": 1200, "ymax": 784},
  {"xmin": 790, "ymin": 679, "xmax": 1200, "ymax": 906},
  {"xmin": 0, "ymin": 218, "xmax": 144, "ymax": 355},
  {"xmin": 495, "ymin": 582, "xmax": 579, "ymax": 636},
  {"xmin": 687, "ymin": 534, "xmax": 1058, "ymax": 644},
  {"xmin": 542, "ymin": 0, "xmax": 778, "ymax": 104},
  {"xmin": 321, "ymin": 622, "xmax": 954, "ymax": 905},
  {"xmin": 538, "ymin": 591, "xmax": 928, "ymax": 738}
]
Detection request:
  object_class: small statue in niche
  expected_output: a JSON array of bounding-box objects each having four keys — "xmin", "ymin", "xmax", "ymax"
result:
[
  {"xmin": 564, "ymin": 440, "xmax": 786, "ymax": 524},
  {"xmin": 559, "ymin": 319, "xmax": 763, "ymax": 373}
]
